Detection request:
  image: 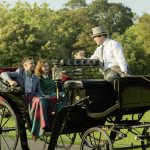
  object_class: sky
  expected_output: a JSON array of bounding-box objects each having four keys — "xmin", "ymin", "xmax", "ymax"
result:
[{"xmin": 1, "ymin": 0, "xmax": 150, "ymax": 16}]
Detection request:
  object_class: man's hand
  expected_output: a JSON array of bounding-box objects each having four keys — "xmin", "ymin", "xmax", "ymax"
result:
[
  {"xmin": 121, "ymin": 72, "xmax": 128, "ymax": 77},
  {"xmin": 74, "ymin": 51, "xmax": 85, "ymax": 59},
  {"xmin": 7, "ymin": 79, "xmax": 18, "ymax": 86}
]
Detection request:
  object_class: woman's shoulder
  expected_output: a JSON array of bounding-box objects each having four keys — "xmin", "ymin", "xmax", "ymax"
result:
[{"xmin": 33, "ymin": 74, "xmax": 41, "ymax": 81}]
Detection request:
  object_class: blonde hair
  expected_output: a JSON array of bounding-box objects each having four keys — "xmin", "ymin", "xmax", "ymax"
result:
[
  {"xmin": 34, "ymin": 59, "xmax": 47, "ymax": 77},
  {"xmin": 21, "ymin": 57, "xmax": 33, "ymax": 69}
]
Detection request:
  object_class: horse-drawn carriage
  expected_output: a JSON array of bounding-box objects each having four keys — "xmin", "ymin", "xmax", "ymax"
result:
[{"xmin": 0, "ymin": 59, "xmax": 150, "ymax": 150}]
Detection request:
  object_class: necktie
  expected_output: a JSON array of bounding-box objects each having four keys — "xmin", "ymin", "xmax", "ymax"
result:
[
  {"xmin": 99, "ymin": 45, "xmax": 104, "ymax": 74},
  {"xmin": 100, "ymin": 45, "xmax": 104, "ymax": 66}
]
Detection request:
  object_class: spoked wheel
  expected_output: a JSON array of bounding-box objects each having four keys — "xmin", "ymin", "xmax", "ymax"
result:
[
  {"xmin": 42, "ymin": 133, "xmax": 76, "ymax": 150},
  {"xmin": 80, "ymin": 127, "xmax": 113, "ymax": 150},
  {"xmin": 0, "ymin": 100, "xmax": 19, "ymax": 150},
  {"xmin": 141, "ymin": 127, "xmax": 150, "ymax": 150},
  {"xmin": 56, "ymin": 133, "xmax": 76, "ymax": 149}
]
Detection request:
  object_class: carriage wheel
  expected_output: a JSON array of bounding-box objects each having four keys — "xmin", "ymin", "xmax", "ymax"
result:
[
  {"xmin": 141, "ymin": 127, "xmax": 150, "ymax": 150},
  {"xmin": 80, "ymin": 127, "xmax": 113, "ymax": 150},
  {"xmin": 42, "ymin": 133, "xmax": 76, "ymax": 150},
  {"xmin": 0, "ymin": 100, "xmax": 19, "ymax": 150},
  {"xmin": 56, "ymin": 133, "xmax": 76, "ymax": 149}
]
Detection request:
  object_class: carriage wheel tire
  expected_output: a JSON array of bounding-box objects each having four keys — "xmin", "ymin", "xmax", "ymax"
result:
[
  {"xmin": 0, "ymin": 99, "xmax": 19, "ymax": 150},
  {"xmin": 80, "ymin": 127, "xmax": 113, "ymax": 150}
]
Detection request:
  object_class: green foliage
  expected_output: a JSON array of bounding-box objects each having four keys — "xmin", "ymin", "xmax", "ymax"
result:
[
  {"xmin": 87, "ymin": 0, "xmax": 133, "ymax": 35},
  {"xmin": 134, "ymin": 14, "xmax": 150, "ymax": 54},
  {"xmin": 0, "ymin": 0, "xmax": 149, "ymax": 76},
  {"xmin": 64, "ymin": 0, "xmax": 87, "ymax": 9},
  {"xmin": 112, "ymin": 14, "xmax": 150, "ymax": 75},
  {"xmin": 0, "ymin": 2, "xmax": 67, "ymax": 67}
]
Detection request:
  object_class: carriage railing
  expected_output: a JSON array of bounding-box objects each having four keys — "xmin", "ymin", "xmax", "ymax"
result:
[
  {"xmin": 60, "ymin": 59, "xmax": 101, "ymax": 66},
  {"xmin": 58, "ymin": 59, "xmax": 103, "ymax": 79}
]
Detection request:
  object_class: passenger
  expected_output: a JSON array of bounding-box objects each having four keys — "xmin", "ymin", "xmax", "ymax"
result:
[
  {"xmin": 0, "ymin": 57, "xmax": 55, "ymax": 140},
  {"xmin": 34, "ymin": 59, "xmax": 67, "ymax": 111},
  {"xmin": 75, "ymin": 26, "xmax": 129, "ymax": 82}
]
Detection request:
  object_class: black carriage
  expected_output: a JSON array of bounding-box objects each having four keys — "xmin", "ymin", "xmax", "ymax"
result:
[{"xmin": 0, "ymin": 59, "xmax": 150, "ymax": 150}]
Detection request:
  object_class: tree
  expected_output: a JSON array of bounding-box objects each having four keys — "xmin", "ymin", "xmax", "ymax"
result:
[
  {"xmin": 133, "ymin": 14, "xmax": 150, "ymax": 54},
  {"xmin": 0, "ymin": 2, "xmax": 67, "ymax": 67},
  {"xmin": 113, "ymin": 14, "xmax": 150, "ymax": 75},
  {"xmin": 64, "ymin": 0, "xmax": 87, "ymax": 9},
  {"xmin": 87, "ymin": 0, "xmax": 134, "ymax": 35},
  {"xmin": 0, "ymin": 0, "xmax": 137, "ymax": 74}
]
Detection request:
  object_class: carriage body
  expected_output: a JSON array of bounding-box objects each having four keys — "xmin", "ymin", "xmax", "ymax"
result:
[{"xmin": 0, "ymin": 60, "xmax": 150, "ymax": 150}]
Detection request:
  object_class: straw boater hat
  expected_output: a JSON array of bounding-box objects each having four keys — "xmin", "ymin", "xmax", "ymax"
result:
[{"xmin": 91, "ymin": 26, "xmax": 107, "ymax": 37}]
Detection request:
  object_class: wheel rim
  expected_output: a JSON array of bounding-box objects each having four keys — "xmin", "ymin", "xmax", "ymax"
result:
[
  {"xmin": 80, "ymin": 127, "xmax": 113, "ymax": 150},
  {"xmin": 0, "ymin": 100, "xmax": 19, "ymax": 150}
]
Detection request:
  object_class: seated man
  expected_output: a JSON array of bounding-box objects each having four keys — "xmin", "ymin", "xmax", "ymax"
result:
[{"xmin": 75, "ymin": 26, "xmax": 129, "ymax": 82}]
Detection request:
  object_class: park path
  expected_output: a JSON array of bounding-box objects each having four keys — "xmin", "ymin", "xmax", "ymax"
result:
[{"xmin": 15, "ymin": 139, "xmax": 80, "ymax": 150}]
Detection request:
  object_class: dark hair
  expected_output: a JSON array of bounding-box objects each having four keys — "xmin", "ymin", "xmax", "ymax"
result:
[{"xmin": 99, "ymin": 34, "xmax": 107, "ymax": 38}]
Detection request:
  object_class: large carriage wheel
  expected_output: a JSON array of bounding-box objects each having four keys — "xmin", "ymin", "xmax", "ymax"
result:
[
  {"xmin": 0, "ymin": 99, "xmax": 19, "ymax": 150},
  {"xmin": 56, "ymin": 133, "xmax": 76, "ymax": 149},
  {"xmin": 42, "ymin": 133, "xmax": 76, "ymax": 150},
  {"xmin": 80, "ymin": 127, "xmax": 113, "ymax": 150}
]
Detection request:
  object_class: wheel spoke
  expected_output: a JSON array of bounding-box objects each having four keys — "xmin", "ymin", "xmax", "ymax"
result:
[
  {"xmin": 0, "ymin": 107, "xmax": 6, "ymax": 126},
  {"xmin": 56, "ymin": 134, "xmax": 76, "ymax": 149},
  {"xmin": 1, "ymin": 116, "xmax": 12, "ymax": 128},
  {"xmin": 1, "ymin": 134, "xmax": 11, "ymax": 150}
]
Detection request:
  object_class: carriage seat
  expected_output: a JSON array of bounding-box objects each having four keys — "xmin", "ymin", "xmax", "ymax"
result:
[
  {"xmin": 114, "ymin": 75, "xmax": 150, "ymax": 113},
  {"xmin": 64, "ymin": 79, "xmax": 117, "ymax": 113},
  {"xmin": 0, "ymin": 67, "xmax": 16, "ymax": 74}
]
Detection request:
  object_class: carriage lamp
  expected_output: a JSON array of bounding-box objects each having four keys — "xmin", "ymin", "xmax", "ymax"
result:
[
  {"xmin": 52, "ymin": 60, "xmax": 62, "ymax": 99},
  {"xmin": 52, "ymin": 60, "xmax": 62, "ymax": 81}
]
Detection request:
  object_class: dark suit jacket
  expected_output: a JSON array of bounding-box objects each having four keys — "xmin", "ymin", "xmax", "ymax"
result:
[{"xmin": 0, "ymin": 68, "xmax": 44, "ymax": 96}]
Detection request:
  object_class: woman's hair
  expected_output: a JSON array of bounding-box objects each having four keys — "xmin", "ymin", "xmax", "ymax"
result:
[{"xmin": 34, "ymin": 59, "xmax": 47, "ymax": 77}]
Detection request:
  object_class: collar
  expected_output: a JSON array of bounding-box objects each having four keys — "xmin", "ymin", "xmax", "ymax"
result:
[
  {"xmin": 102, "ymin": 38, "xmax": 110, "ymax": 46},
  {"xmin": 25, "ymin": 70, "xmax": 34, "ymax": 78},
  {"xmin": 42, "ymin": 74, "xmax": 49, "ymax": 79}
]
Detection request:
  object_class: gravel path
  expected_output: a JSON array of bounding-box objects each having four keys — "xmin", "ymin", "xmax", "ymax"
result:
[{"xmin": 15, "ymin": 139, "xmax": 80, "ymax": 150}]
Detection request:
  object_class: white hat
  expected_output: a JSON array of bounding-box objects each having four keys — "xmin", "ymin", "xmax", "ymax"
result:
[{"xmin": 91, "ymin": 26, "xmax": 107, "ymax": 37}]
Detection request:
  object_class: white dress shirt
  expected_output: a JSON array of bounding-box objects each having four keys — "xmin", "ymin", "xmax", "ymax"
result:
[{"xmin": 90, "ymin": 38, "xmax": 127, "ymax": 72}]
